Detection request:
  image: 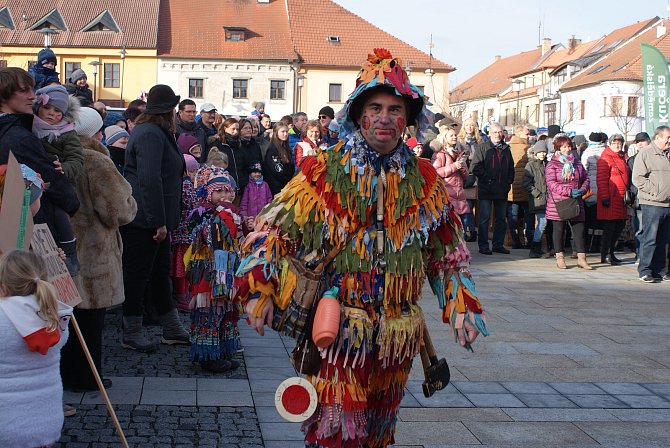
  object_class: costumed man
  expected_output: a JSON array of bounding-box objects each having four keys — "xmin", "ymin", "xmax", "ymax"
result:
[{"xmin": 236, "ymin": 49, "xmax": 488, "ymax": 448}]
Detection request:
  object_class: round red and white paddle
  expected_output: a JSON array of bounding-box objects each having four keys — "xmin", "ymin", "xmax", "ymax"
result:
[{"xmin": 274, "ymin": 377, "xmax": 318, "ymax": 422}]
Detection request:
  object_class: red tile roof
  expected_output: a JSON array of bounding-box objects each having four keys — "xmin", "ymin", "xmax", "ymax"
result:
[
  {"xmin": 287, "ymin": 0, "xmax": 453, "ymax": 71},
  {"xmin": 0, "ymin": 0, "xmax": 160, "ymax": 48},
  {"xmin": 449, "ymin": 48, "xmax": 543, "ymax": 104},
  {"xmin": 157, "ymin": 0, "xmax": 296, "ymax": 60},
  {"xmin": 561, "ymin": 24, "xmax": 667, "ymax": 91},
  {"xmin": 499, "ymin": 85, "xmax": 540, "ymax": 101}
]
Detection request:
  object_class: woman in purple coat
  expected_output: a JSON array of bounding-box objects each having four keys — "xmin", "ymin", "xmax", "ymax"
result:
[{"xmin": 545, "ymin": 135, "xmax": 592, "ymax": 270}]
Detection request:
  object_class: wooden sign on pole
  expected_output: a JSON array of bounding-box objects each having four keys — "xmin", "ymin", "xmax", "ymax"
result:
[{"xmin": 0, "ymin": 152, "xmax": 33, "ymax": 253}]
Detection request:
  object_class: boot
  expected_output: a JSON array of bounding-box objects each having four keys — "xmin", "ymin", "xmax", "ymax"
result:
[
  {"xmin": 577, "ymin": 253, "xmax": 593, "ymax": 270},
  {"xmin": 122, "ymin": 316, "xmax": 158, "ymax": 352},
  {"xmin": 159, "ymin": 309, "xmax": 190, "ymax": 345},
  {"xmin": 555, "ymin": 252, "xmax": 567, "ymax": 269},
  {"xmin": 200, "ymin": 358, "xmax": 240, "ymax": 373},
  {"xmin": 609, "ymin": 253, "xmax": 622, "ymax": 265},
  {"xmin": 60, "ymin": 240, "xmax": 80, "ymax": 277},
  {"xmin": 528, "ymin": 242, "xmax": 542, "ymax": 258}
]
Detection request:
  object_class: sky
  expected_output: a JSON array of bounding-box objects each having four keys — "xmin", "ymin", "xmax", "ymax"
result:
[{"xmin": 333, "ymin": 0, "xmax": 666, "ymax": 90}]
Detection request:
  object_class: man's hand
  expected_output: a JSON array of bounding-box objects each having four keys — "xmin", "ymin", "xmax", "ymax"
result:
[
  {"xmin": 153, "ymin": 226, "xmax": 167, "ymax": 242},
  {"xmin": 245, "ymin": 298, "xmax": 274, "ymax": 336},
  {"xmin": 456, "ymin": 319, "xmax": 479, "ymax": 348}
]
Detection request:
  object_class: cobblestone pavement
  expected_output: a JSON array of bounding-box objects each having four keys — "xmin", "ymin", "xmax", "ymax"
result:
[{"xmin": 56, "ymin": 247, "xmax": 670, "ymax": 447}]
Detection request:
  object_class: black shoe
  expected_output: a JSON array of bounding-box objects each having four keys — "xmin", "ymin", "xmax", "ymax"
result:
[
  {"xmin": 492, "ymin": 246, "xmax": 510, "ymax": 254},
  {"xmin": 479, "ymin": 247, "xmax": 493, "ymax": 255},
  {"xmin": 201, "ymin": 359, "xmax": 234, "ymax": 373},
  {"xmin": 609, "ymin": 254, "xmax": 622, "ymax": 265},
  {"xmin": 511, "ymin": 242, "xmax": 524, "ymax": 249},
  {"xmin": 639, "ymin": 275, "xmax": 660, "ymax": 283},
  {"xmin": 65, "ymin": 378, "xmax": 112, "ymax": 393}
]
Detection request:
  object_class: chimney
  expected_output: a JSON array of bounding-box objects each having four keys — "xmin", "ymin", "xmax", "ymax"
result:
[
  {"xmin": 657, "ymin": 25, "xmax": 667, "ymax": 38},
  {"xmin": 494, "ymin": 55, "xmax": 501, "ymax": 62},
  {"xmin": 568, "ymin": 35, "xmax": 582, "ymax": 54},
  {"xmin": 541, "ymin": 38, "xmax": 552, "ymax": 55}
]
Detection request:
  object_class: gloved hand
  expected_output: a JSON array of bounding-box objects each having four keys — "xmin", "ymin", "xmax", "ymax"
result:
[
  {"xmin": 570, "ymin": 189, "xmax": 582, "ymax": 198},
  {"xmin": 601, "ymin": 198, "xmax": 610, "ymax": 207}
]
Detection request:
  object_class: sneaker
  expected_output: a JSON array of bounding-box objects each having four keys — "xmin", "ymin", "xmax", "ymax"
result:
[
  {"xmin": 63, "ymin": 403, "xmax": 77, "ymax": 417},
  {"xmin": 663, "ymin": 274, "xmax": 670, "ymax": 282},
  {"xmin": 492, "ymin": 246, "xmax": 510, "ymax": 254},
  {"xmin": 639, "ymin": 275, "xmax": 660, "ymax": 283}
]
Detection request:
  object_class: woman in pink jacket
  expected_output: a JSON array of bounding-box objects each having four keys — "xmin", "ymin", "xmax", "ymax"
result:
[{"xmin": 432, "ymin": 128, "xmax": 472, "ymax": 234}]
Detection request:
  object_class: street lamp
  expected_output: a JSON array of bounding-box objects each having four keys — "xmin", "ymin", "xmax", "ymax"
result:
[
  {"xmin": 513, "ymin": 79, "xmax": 525, "ymax": 125},
  {"xmin": 88, "ymin": 60, "xmax": 101, "ymax": 102},
  {"xmin": 37, "ymin": 28, "xmax": 59, "ymax": 48}
]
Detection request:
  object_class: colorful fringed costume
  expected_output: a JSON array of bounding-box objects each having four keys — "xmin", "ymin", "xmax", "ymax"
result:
[
  {"xmin": 236, "ymin": 49, "xmax": 487, "ymax": 448},
  {"xmin": 185, "ymin": 169, "xmax": 242, "ymax": 364}
]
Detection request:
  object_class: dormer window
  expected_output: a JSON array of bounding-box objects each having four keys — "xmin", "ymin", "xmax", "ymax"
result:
[
  {"xmin": 328, "ymin": 36, "xmax": 340, "ymax": 44},
  {"xmin": 81, "ymin": 10, "xmax": 121, "ymax": 33},
  {"xmin": 29, "ymin": 8, "xmax": 67, "ymax": 31},
  {"xmin": 224, "ymin": 27, "xmax": 247, "ymax": 42},
  {"xmin": 0, "ymin": 7, "xmax": 15, "ymax": 30}
]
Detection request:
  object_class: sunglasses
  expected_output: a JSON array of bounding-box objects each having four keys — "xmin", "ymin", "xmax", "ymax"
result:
[{"xmin": 319, "ymin": 115, "xmax": 329, "ymax": 119}]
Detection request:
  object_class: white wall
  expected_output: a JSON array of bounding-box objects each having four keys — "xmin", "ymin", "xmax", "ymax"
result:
[
  {"xmin": 157, "ymin": 58, "xmax": 295, "ymax": 118},
  {"xmin": 451, "ymin": 96, "xmax": 501, "ymax": 127},
  {"xmin": 560, "ymin": 81, "xmax": 644, "ymax": 139}
]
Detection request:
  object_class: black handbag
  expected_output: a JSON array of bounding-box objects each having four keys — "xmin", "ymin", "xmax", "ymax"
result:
[
  {"xmin": 623, "ymin": 189, "xmax": 634, "ymax": 206},
  {"xmin": 548, "ymin": 188, "xmax": 580, "ymax": 221}
]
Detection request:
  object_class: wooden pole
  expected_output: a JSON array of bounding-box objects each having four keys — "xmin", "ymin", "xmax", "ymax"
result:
[{"xmin": 70, "ymin": 315, "xmax": 129, "ymax": 448}]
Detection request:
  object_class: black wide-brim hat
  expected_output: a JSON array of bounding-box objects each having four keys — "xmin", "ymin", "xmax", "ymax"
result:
[{"xmin": 145, "ymin": 84, "xmax": 180, "ymax": 115}]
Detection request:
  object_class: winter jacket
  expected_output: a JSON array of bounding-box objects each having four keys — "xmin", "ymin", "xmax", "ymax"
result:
[
  {"xmin": 215, "ymin": 137, "xmax": 261, "ymax": 196},
  {"xmin": 632, "ymin": 141, "xmax": 670, "ymax": 207},
  {"xmin": 169, "ymin": 177, "xmax": 197, "ymax": 246},
  {"xmin": 64, "ymin": 83, "xmax": 93, "ymax": 107},
  {"xmin": 0, "ymin": 113, "xmax": 80, "ymax": 238},
  {"xmin": 507, "ymin": 135, "xmax": 530, "ymax": 202},
  {"xmin": 288, "ymin": 126, "xmax": 301, "ymax": 151},
  {"xmin": 581, "ymin": 142, "xmax": 605, "ymax": 204},
  {"xmin": 39, "ymin": 130, "xmax": 84, "ymax": 182},
  {"xmin": 432, "ymin": 149, "xmax": 469, "ymax": 215},
  {"xmin": 545, "ymin": 157, "xmax": 589, "ymax": 222},
  {"xmin": 70, "ymin": 136, "xmax": 137, "ymax": 309},
  {"xmin": 107, "ymin": 144, "xmax": 125, "ymax": 174},
  {"xmin": 176, "ymin": 119, "xmax": 208, "ymax": 161},
  {"xmin": 124, "ymin": 122, "xmax": 184, "ymax": 231},
  {"xmin": 263, "ymin": 143, "xmax": 295, "ymax": 196},
  {"xmin": 295, "ymin": 138, "xmax": 318, "ymax": 167},
  {"xmin": 522, "ymin": 158, "xmax": 547, "ymax": 213},
  {"xmin": 471, "ymin": 140, "xmax": 515, "ymax": 200},
  {"xmin": 596, "ymin": 147, "xmax": 629, "ymax": 220},
  {"xmin": 240, "ymin": 179, "xmax": 273, "ymax": 218}
]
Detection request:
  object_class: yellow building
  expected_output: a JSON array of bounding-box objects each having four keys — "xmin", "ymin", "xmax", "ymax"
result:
[{"xmin": 0, "ymin": 1, "xmax": 160, "ymax": 107}]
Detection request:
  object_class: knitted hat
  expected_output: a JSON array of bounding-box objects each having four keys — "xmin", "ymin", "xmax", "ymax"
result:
[
  {"xmin": 104, "ymin": 125, "xmax": 129, "ymax": 146},
  {"xmin": 145, "ymin": 84, "xmax": 180, "ymax": 115},
  {"xmin": 547, "ymin": 124, "xmax": 561, "ymax": 138},
  {"xmin": 532, "ymin": 141, "xmax": 548, "ymax": 155},
  {"xmin": 183, "ymin": 154, "xmax": 199, "ymax": 173},
  {"xmin": 572, "ymin": 134, "xmax": 587, "ymax": 146},
  {"xmin": 336, "ymin": 48, "xmax": 432, "ymax": 141},
  {"xmin": 205, "ymin": 169, "xmax": 233, "ymax": 203},
  {"xmin": 69, "ymin": 69, "xmax": 87, "ymax": 84},
  {"xmin": 75, "ymin": 107, "xmax": 104, "ymax": 138},
  {"xmin": 318, "ymin": 106, "xmax": 335, "ymax": 119},
  {"xmin": 35, "ymin": 84, "xmax": 69, "ymax": 115},
  {"xmin": 103, "ymin": 111, "xmax": 125, "ymax": 128},
  {"xmin": 634, "ymin": 132, "xmax": 650, "ymax": 143},
  {"xmin": 248, "ymin": 161, "xmax": 262, "ymax": 174},
  {"xmin": 37, "ymin": 48, "xmax": 57, "ymax": 66},
  {"xmin": 588, "ymin": 132, "xmax": 602, "ymax": 143},
  {"xmin": 177, "ymin": 133, "xmax": 200, "ymax": 155}
]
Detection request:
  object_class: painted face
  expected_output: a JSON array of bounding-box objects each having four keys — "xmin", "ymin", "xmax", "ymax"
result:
[
  {"xmin": 1, "ymin": 85, "xmax": 36, "ymax": 114},
  {"xmin": 306, "ymin": 127, "xmax": 320, "ymax": 142},
  {"xmin": 240, "ymin": 122, "xmax": 253, "ymax": 138},
  {"xmin": 189, "ymin": 145, "xmax": 202, "ymax": 159},
  {"xmin": 225, "ymin": 123, "xmax": 239, "ymax": 136},
  {"xmin": 38, "ymin": 103, "xmax": 64, "ymax": 125},
  {"xmin": 357, "ymin": 90, "xmax": 407, "ymax": 154},
  {"xmin": 178, "ymin": 105, "xmax": 197, "ymax": 123},
  {"xmin": 277, "ymin": 127, "xmax": 289, "ymax": 141}
]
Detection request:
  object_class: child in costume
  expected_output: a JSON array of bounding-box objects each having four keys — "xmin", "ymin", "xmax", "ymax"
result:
[
  {"xmin": 185, "ymin": 167, "xmax": 242, "ymax": 373},
  {"xmin": 32, "ymin": 84, "xmax": 83, "ymax": 276},
  {"xmin": 239, "ymin": 161, "xmax": 272, "ymax": 233},
  {"xmin": 237, "ymin": 49, "xmax": 487, "ymax": 447},
  {"xmin": 170, "ymin": 154, "xmax": 200, "ymax": 312},
  {"xmin": 0, "ymin": 249, "xmax": 73, "ymax": 447}
]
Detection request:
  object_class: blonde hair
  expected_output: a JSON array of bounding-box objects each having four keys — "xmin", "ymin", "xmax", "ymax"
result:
[
  {"xmin": 206, "ymin": 147, "xmax": 228, "ymax": 167},
  {"xmin": 0, "ymin": 250, "xmax": 60, "ymax": 331},
  {"xmin": 435, "ymin": 127, "xmax": 458, "ymax": 150},
  {"xmin": 457, "ymin": 118, "xmax": 483, "ymax": 144}
]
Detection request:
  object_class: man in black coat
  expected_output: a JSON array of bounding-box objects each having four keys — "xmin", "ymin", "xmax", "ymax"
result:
[
  {"xmin": 471, "ymin": 122, "xmax": 515, "ymax": 255},
  {"xmin": 175, "ymin": 99, "xmax": 207, "ymax": 160},
  {"xmin": 0, "ymin": 67, "xmax": 80, "ymax": 236}
]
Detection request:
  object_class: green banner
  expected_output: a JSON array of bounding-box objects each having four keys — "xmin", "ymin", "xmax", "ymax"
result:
[{"xmin": 642, "ymin": 43, "xmax": 670, "ymax": 132}]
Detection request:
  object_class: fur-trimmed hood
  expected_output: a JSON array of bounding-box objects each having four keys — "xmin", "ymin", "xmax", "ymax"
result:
[{"xmin": 32, "ymin": 93, "xmax": 81, "ymax": 124}]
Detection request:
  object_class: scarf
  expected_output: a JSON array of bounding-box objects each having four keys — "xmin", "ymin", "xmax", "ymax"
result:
[
  {"xmin": 32, "ymin": 115, "xmax": 74, "ymax": 143},
  {"xmin": 558, "ymin": 153, "xmax": 575, "ymax": 181},
  {"xmin": 224, "ymin": 132, "xmax": 240, "ymax": 148},
  {"xmin": 346, "ymin": 130, "xmax": 411, "ymax": 175},
  {"xmin": 250, "ymin": 174, "xmax": 265, "ymax": 185}
]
